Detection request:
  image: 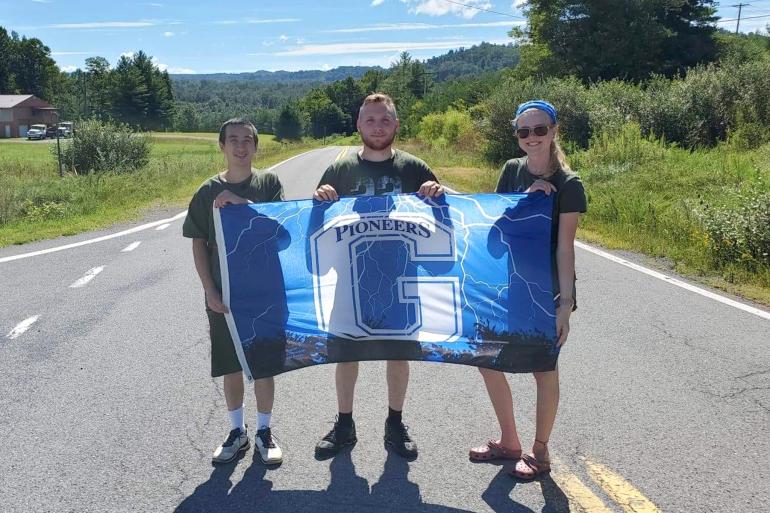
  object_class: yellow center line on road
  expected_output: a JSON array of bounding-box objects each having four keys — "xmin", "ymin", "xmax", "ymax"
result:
[
  {"xmin": 549, "ymin": 463, "xmax": 615, "ymax": 513},
  {"xmin": 334, "ymin": 146, "xmax": 349, "ymax": 162},
  {"xmin": 586, "ymin": 460, "xmax": 663, "ymax": 513}
]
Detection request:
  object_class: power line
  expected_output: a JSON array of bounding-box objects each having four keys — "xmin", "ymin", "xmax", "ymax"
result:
[
  {"xmin": 437, "ymin": 0, "xmax": 526, "ymax": 20},
  {"xmin": 716, "ymin": 13, "xmax": 770, "ymax": 23}
]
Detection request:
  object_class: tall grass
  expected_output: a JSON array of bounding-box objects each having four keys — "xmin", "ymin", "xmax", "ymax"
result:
[{"xmin": 0, "ymin": 134, "xmax": 321, "ymax": 246}]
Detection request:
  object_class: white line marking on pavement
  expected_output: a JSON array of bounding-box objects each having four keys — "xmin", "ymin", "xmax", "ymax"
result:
[
  {"xmin": 155, "ymin": 223, "xmax": 170, "ymax": 231},
  {"xmin": 121, "ymin": 241, "xmax": 142, "ymax": 252},
  {"xmin": 0, "ymin": 211, "xmax": 187, "ymax": 264},
  {"xmin": 7, "ymin": 315, "xmax": 40, "ymax": 339},
  {"xmin": 575, "ymin": 241, "xmax": 770, "ymax": 321},
  {"xmin": 0, "ymin": 148, "xmax": 328, "ymax": 265},
  {"xmin": 69, "ymin": 266, "xmax": 104, "ymax": 288}
]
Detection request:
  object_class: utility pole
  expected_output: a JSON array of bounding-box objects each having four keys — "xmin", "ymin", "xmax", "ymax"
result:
[{"xmin": 732, "ymin": 3, "xmax": 750, "ymax": 34}]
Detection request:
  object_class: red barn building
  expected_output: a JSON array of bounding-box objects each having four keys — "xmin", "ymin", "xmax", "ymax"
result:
[{"xmin": 0, "ymin": 95, "xmax": 58, "ymax": 138}]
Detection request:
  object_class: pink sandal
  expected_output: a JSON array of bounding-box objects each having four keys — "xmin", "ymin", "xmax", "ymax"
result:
[
  {"xmin": 469, "ymin": 440, "xmax": 522, "ymax": 462},
  {"xmin": 510, "ymin": 439, "xmax": 551, "ymax": 480}
]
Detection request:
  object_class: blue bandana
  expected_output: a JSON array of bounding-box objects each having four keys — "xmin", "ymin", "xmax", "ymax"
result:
[{"xmin": 515, "ymin": 100, "xmax": 558, "ymax": 125}]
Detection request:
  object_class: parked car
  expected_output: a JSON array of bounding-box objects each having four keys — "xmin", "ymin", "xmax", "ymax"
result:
[
  {"xmin": 27, "ymin": 124, "xmax": 48, "ymax": 140},
  {"xmin": 46, "ymin": 125, "xmax": 58, "ymax": 138},
  {"xmin": 59, "ymin": 121, "xmax": 75, "ymax": 137}
]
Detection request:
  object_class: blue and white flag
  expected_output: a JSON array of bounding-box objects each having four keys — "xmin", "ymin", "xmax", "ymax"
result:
[{"xmin": 214, "ymin": 193, "xmax": 559, "ymax": 380}]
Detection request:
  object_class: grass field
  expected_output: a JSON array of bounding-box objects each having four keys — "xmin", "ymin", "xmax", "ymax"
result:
[{"xmin": 0, "ymin": 133, "xmax": 321, "ymax": 246}]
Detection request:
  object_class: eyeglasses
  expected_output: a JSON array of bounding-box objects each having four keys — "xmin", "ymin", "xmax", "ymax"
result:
[{"xmin": 514, "ymin": 125, "xmax": 552, "ymax": 139}]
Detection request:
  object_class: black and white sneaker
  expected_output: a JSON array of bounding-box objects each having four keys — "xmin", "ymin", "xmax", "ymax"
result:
[
  {"xmin": 255, "ymin": 427, "xmax": 283, "ymax": 464},
  {"xmin": 212, "ymin": 426, "xmax": 250, "ymax": 464},
  {"xmin": 315, "ymin": 418, "xmax": 357, "ymax": 458},
  {"xmin": 384, "ymin": 421, "xmax": 418, "ymax": 459}
]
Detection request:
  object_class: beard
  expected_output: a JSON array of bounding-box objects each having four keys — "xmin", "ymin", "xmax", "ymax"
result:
[{"xmin": 360, "ymin": 131, "xmax": 396, "ymax": 151}]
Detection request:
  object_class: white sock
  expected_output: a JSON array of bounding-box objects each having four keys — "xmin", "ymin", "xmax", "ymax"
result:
[
  {"xmin": 257, "ymin": 412, "xmax": 272, "ymax": 430},
  {"xmin": 228, "ymin": 405, "xmax": 246, "ymax": 433}
]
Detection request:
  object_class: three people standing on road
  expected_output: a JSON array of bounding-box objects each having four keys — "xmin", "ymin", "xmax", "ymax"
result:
[{"xmin": 185, "ymin": 97, "xmax": 586, "ymax": 482}]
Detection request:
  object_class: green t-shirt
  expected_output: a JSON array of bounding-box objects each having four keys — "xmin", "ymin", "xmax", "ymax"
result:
[
  {"xmin": 495, "ymin": 157, "xmax": 587, "ymax": 304},
  {"xmin": 317, "ymin": 149, "xmax": 437, "ymax": 196},
  {"xmin": 182, "ymin": 170, "xmax": 283, "ymax": 291},
  {"xmin": 495, "ymin": 157, "xmax": 587, "ymax": 215}
]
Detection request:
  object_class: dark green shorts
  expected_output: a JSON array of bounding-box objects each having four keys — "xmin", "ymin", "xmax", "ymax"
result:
[{"xmin": 207, "ymin": 310, "xmax": 243, "ymax": 378}]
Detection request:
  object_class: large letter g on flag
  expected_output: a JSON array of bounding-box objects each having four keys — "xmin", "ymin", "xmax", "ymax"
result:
[{"xmin": 310, "ymin": 212, "xmax": 461, "ymax": 343}]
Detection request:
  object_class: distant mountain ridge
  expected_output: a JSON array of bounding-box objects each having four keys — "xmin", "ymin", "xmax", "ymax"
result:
[
  {"xmin": 170, "ymin": 42, "xmax": 519, "ymax": 84},
  {"xmin": 170, "ymin": 66, "xmax": 381, "ymax": 83}
]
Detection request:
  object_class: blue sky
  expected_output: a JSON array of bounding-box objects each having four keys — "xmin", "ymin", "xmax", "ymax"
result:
[{"xmin": 2, "ymin": 0, "xmax": 770, "ymax": 74}]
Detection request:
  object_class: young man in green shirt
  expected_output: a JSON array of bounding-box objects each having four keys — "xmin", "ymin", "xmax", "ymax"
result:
[
  {"xmin": 183, "ymin": 118, "xmax": 284, "ymax": 465},
  {"xmin": 313, "ymin": 93, "xmax": 445, "ymax": 460}
]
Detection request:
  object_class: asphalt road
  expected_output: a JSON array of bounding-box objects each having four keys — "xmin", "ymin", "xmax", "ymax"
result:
[{"xmin": 1, "ymin": 146, "xmax": 768, "ymax": 513}]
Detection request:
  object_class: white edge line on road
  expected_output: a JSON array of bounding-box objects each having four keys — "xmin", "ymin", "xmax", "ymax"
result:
[
  {"xmin": 575, "ymin": 241, "xmax": 770, "ymax": 321},
  {"xmin": 121, "ymin": 241, "xmax": 142, "ymax": 252},
  {"xmin": 7, "ymin": 315, "xmax": 40, "ymax": 339},
  {"xmin": 0, "ymin": 211, "xmax": 187, "ymax": 264},
  {"xmin": 69, "ymin": 266, "xmax": 104, "ymax": 288},
  {"xmin": 155, "ymin": 223, "xmax": 171, "ymax": 231},
  {"xmin": 0, "ymin": 148, "xmax": 327, "ymax": 265}
]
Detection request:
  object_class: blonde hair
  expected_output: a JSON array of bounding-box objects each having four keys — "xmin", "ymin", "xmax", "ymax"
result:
[
  {"xmin": 550, "ymin": 136, "xmax": 571, "ymax": 172},
  {"xmin": 513, "ymin": 108, "xmax": 571, "ymax": 172},
  {"xmin": 360, "ymin": 92, "xmax": 398, "ymax": 119}
]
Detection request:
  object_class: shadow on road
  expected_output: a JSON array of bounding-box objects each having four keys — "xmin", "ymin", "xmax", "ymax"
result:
[
  {"xmin": 174, "ymin": 449, "xmax": 491, "ymax": 512},
  {"xmin": 481, "ymin": 467, "xmax": 570, "ymax": 513}
]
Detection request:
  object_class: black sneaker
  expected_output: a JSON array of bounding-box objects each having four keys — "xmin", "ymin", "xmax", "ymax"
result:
[
  {"xmin": 315, "ymin": 418, "xmax": 357, "ymax": 457},
  {"xmin": 384, "ymin": 420, "xmax": 418, "ymax": 459}
]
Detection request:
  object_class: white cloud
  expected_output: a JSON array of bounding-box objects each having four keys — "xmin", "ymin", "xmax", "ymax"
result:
[
  {"xmin": 274, "ymin": 38, "xmax": 509, "ymax": 56},
  {"xmin": 213, "ymin": 18, "xmax": 300, "ymax": 25},
  {"xmin": 60, "ymin": 65, "xmax": 78, "ymax": 72},
  {"xmin": 47, "ymin": 21, "xmax": 157, "ymax": 29},
  {"xmin": 147, "ymin": 2, "xmax": 163, "ymax": 6},
  {"xmin": 163, "ymin": 31, "xmax": 174, "ymax": 37},
  {"xmin": 400, "ymin": 0, "xmax": 492, "ymax": 19},
  {"xmin": 296, "ymin": 37, "xmax": 305, "ymax": 44},
  {"xmin": 121, "ymin": 51, "xmax": 136, "ymax": 59},
  {"xmin": 326, "ymin": 20, "xmax": 519, "ymax": 33},
  {"xmin": 151, "ymin": 57, "xmax": 167, "ymax": 70},
  {"xmin": 32, "ymin": 0, "xmax": 52, "ymax": 4},
  {"xmin": 51, "ymin": 51, "xmax": 92, "ymax": 56},
  {"xmin": 279, "ymin": 35, "xmax": 289, "ymax": 42},
  {"xmin": 371, "ymin": 0, "xmax": 385, "ymax": 5},
  {"xmin": 512, "ymin": 1, "xmax": 526, "ymax": 8},
  {"xmin": 321, "ymin": 63, "xmax": 332, "ymax": 71}
]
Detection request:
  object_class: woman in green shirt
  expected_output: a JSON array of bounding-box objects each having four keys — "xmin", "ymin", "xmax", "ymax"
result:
[{"xmin": 469, "ymin": 100, "xmax": 587, "ymax": 480}]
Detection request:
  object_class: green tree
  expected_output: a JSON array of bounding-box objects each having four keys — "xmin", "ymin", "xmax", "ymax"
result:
[
  {"xmin": 0, "ymin": 27, "xmax": 12, "ymax": 92},
  {"xmin": 174, "ymin": 103, "xmax": 201, "ymax": 132},
  {"xmin": 274, "ymin": 103, "xmax": 303, "ymax": 140},
  {"xmin": 516, "ymin": 0, "xmax": 718, "ymax": 81},
  {"xmin": 325, "ymin": 76, "xmax": 365, "ymax": 133},
  {"xmin": 7, "ymin": 31, "xmax": 60, "ymax": 99},
  {"xmin": 85, "ymin": 57, "xmax": 113, "ymax": 119}
]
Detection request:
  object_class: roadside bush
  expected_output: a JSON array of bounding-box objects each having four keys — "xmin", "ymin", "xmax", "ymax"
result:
[
  {"xmin": 696, "ymin": 190, "xmax": 770, "ymax": 269},
  {"xmin": 727, "ymin": 122, "xmax": 770, "ymax": 150},
  {"xmin": 481, "ymin": 59, "xmax": 770, "ymax": 160},
  {"xmin": 417, "ymin": 109, "xmax": 478, "ymax": 151},
  {"xmin": 55, "ymin": 119, "xmax": 150, "ymax": 174}
]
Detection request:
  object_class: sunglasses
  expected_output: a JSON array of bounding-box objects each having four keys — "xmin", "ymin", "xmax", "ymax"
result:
[{"xmin": 514, "ymin": 124, "xmax": 552, "ymax": 139}]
